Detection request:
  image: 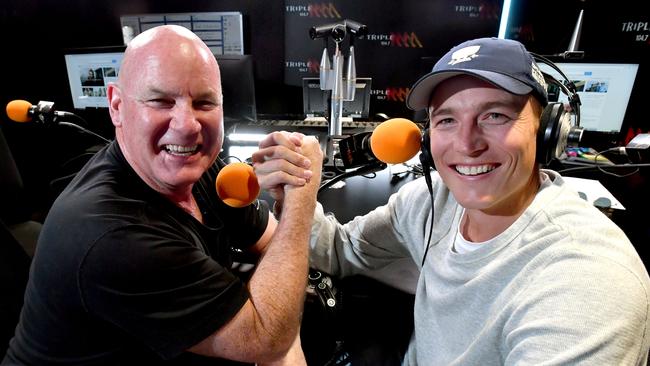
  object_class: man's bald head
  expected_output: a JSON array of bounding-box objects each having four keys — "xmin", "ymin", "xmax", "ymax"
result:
[{"xmin": 118, "ymin": 25, "xmax": 219, "ymax": 91}]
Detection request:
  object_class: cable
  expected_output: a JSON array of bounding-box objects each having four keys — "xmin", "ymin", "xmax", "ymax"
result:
[
  {"xmin": 559, "ymin": 146, "xmax": 648, "ymax": 178},
  {"xmin": 331, "ymin": 154, "xmax": 346, "ymax": 173},
  {"xmin": 59, "ymin": 121, "xmax": 111, "ymax": 144},
  {"xmin": 321, "ymin": 170, "xmax": 337, "ymax": 180},
  {"xmin": 318, "ymin": 161, "xmax": 386, "ymax": 194},
  {"xmin": 222, "ymin": 155, "xmax": 243, "ymax": 163},
  {"xmin": 558, "ymin": 163, "xmax": 650, "ymax": 175},
  {"xmin": 593, "ymin": 147, "xmax": 640, "ymax": 178},
  {"xmin": 420, "ymin": 186, "xmax": 435, "ymax": 267}
]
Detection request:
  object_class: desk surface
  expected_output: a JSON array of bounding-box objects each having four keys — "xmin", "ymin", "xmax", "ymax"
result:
[
  {"xmin": 255, "ymin": 165, "xmax": 417, "ymax": 224},
  {"xmin": 550, "ymin": 159, "xmax": 650, "ymax": 267},
  {"xmin": 317, "ymin": 166, "xmax": 417, "ymax": 223}
]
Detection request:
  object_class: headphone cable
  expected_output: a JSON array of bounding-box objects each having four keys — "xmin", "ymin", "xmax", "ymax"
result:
[{"xmin": 421, "ymin": 186, "xmax": 435, "ymax": 267}]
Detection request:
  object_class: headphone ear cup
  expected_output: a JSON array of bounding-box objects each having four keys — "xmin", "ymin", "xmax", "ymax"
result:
[
  {"xmin": 420, "ymin": 128, "xmax": 434, "ymax": 172},
  {"xmin": 537, "ymin": 102, "xmax": 565, "ymax": 166}
]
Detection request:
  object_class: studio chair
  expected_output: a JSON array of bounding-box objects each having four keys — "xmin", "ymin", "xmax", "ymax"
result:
[
  {"xmin": 0, "ymin": 218, "xmax": 31, "ymax": 357},
  {"xmin": 0, "ymin": 126, "xmax": 42, "ymax": 257}
]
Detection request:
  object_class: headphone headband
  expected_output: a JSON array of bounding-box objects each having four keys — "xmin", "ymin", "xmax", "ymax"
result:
[{"xmin": 530, "ymin": 52, "xmax": 581, "ymax": 127}]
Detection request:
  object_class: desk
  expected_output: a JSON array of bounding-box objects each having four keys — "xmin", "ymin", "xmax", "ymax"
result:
[
  {"xmin": 317, "ymin": 165, "xmax": 416, "ymax": 223},
  {"xmin": 550, "ymin": 159, "xmax": 650, "ymax": 267}
]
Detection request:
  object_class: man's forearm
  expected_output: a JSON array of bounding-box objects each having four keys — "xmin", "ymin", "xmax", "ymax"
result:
[{"xmin": 246, "ymin": 180, "xmax": 318, "ymax": 345}]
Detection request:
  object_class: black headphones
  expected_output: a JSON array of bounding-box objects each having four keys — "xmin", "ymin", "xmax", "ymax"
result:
[
  {"xmin": 418, "ymin": 53, "xmax": 583, "ymax": 178},
  {"xmin": 531, "ymin": 53, "xmax": 583, "ymax": 166}
]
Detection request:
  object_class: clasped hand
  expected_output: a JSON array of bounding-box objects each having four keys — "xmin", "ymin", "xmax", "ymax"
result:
[{"xmin": 251, "ymin": 131, "xmax": 324, "ymax": 203}]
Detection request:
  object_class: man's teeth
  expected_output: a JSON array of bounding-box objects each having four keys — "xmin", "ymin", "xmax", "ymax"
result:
[
  {"xmin": 455, "ymin": 164, "xmax": 496, "ymax": 176},
  {"xmin": 164, "ymin": 144, "xmax": 198, "ymax": 156}
]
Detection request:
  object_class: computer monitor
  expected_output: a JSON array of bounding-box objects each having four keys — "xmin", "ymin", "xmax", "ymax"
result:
[
  {"xmin": 64, "ymin": 46, "xmax": 125, "ymax": 109},
  {"xmin": 63, "ymin": 49, "xmax": 257, "ymax": 124},
  {"xmin": 538, "ymin": 62, "xmax": 639, "ymax": 134},
  {"xmin": 215, "ymin": 54, "xmax": 257, "ymax": 124},
  {"xmin": 302, "ymin": 77, "xmax": 372, "ymax": 119},
  {"xmin": 302, "ymin": 78, "xmax": 328, "ymax": 118}
]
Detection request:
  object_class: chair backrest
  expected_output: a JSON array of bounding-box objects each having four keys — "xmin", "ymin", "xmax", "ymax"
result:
[
  {"xmin": 0, "ymin": 126, "xmax": 30, "ymax": 225},
  {"xmin": 0, "ymin": 218, "xmax": 31, "ymax": 355}
]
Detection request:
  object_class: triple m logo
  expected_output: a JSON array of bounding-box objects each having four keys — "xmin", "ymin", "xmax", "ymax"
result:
[
  {"xmin": 285, "ymin": 59, "xmax": 320, "ymax": 73},
  {"xmin": 366, "ymin": 32, "xmax": 423, "ymax": 48},
  {"xmin": 285, "ymin": 3, "xmax": 341, "ymax": 18},
  {"xmin": 373, "ymin": 87, "xmax": 411, "ymax": 102}
]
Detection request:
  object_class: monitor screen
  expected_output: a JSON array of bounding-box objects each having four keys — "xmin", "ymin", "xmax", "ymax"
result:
[
  {"xmin": 302, "ymin": 78, "xmax": 328, "ymax": 118},
  {"xmin": 302, "ymin": 78, "xmax": 372, "ymax": 119},
  {"xmin": 64, "ymin": 49, "xmax": 258, "ymax": 124},
  {"xmin": 215, "ymin": 54, "xmax": 257, "ymax": 124},
  {"xmin": 538, "ymin": 62, "xmax": 639, "ymax": 133},
  {"xmin": 64, "ymin": 47, "xmax": 125, "ymax": 109}
]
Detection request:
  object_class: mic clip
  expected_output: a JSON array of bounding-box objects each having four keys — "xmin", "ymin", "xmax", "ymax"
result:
[
  {"xmin": 337, "ymin": 132, "xmax": 375, "ymax": 169},
  {"xmin": 31, "ymin": 101, "xmax": 57, "ymax": 125},
  {"xmin": 30, "ymin": 101, "xmax": 78, "ymax": 126}
]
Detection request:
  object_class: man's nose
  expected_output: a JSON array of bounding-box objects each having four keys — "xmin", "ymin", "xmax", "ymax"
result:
[
  {"xmin": 170, "ymin": 102, "xmax": 201, "ymax": 134},
  {"xmin": 456, "ymin": 122, "xmax": 487, "ymax": 156}
]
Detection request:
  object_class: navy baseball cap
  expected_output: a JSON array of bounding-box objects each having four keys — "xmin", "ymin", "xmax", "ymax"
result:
[{"xmin": 406, "ymin": 37, "xmax": 549, "ymax": 110}]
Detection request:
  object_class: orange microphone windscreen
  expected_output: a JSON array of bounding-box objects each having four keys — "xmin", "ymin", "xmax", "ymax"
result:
[
  {"xmin": 6, "ymin": 100, "xmax": 33, "ymax": 123},
  {"xmin": 215, "ymin": 162, "xmax": 260, "ymax": 208},
  {"xmin": 370, "ymin": 118, "xmax": 422, "ymax": 164}
]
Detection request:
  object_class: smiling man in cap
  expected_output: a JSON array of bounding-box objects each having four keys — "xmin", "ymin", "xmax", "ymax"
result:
[{"xmin": 254, "ymin": 37, "xmax": 650, "ymax": 365}]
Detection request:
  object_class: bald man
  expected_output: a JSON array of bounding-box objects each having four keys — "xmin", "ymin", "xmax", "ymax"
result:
[{"xmin": 2, "ymin": 25, "xmax": 322, "ymax": 365}]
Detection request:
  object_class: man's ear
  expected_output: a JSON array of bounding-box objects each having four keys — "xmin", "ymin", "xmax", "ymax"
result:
[{"xmin": 107, "ymin": 83, "xmax": 122, "ymax": 127}]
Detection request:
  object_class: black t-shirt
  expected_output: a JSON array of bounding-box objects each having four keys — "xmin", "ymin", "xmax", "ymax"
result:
[{"xmin": 3, "ymin": 141, "xmax": 269, "ymax": 365}]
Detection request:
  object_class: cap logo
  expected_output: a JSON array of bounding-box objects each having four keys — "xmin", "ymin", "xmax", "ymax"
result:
[
  {"xmin": 448, "ymin": 45, "xmax": 480, "ymax": 65},
  {"xmin": 531, "ymin": 61, "xmax": 547, "ymax": 91}
]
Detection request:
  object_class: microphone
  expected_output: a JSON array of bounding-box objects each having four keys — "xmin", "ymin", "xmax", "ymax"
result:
[
  {"xmin": 338, "ymin": 118, "xmax": 422, "ymax": 168},
  {"xmin": 6, "ymin": 100, "xmax": 77, "ymax": 125},
  {"xmin": 370, "ymin": 118, "xmax": 422, "ymax": 163},
  {"xmin": 309, "ymin": 22, "xmax": 347, "ymax": 42},
  {"xmin": 6, "ymin": 99, "xmax": 110, "ymax": 143},
  {"xmin": 215, "ymin": 162, "xmax": 260, "ymax": 208},
  {"xmin": 344, "ymin": 19, "xmax": 368, "ymax": 38}
]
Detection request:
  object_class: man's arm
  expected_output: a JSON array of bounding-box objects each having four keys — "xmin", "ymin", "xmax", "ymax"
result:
[
  {"xmin": 243, "ymin": 130, "xmax": 314, "ymax": 256},
  {"xmin": 188, "ymin": 136, "xmax": 322, "ymax": 364}
]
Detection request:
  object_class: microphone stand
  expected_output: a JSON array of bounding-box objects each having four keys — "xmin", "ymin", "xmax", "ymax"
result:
[
  {"xmin": 311, "ymin": 19, "xmax": 365, "ymax": 170},
  {"xmin": 554, "ymin": 9, "xmax": 585, "ymax": 60}
]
